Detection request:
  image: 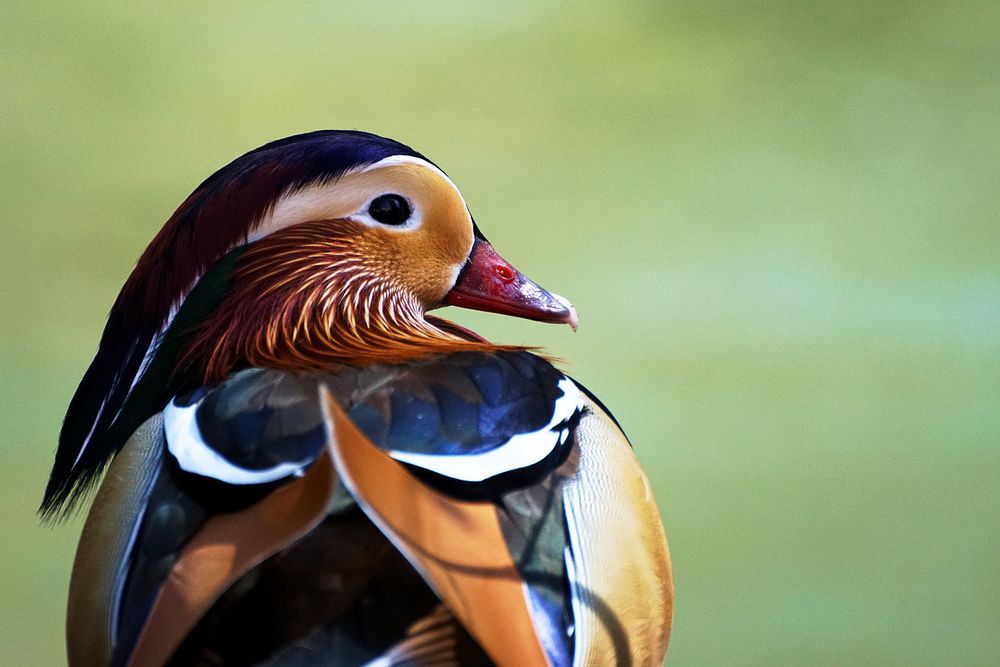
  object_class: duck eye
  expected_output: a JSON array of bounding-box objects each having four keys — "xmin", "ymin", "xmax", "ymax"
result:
[{"xmin": 368, "ymin": 194, "xmax": 411, "ymax": 226}]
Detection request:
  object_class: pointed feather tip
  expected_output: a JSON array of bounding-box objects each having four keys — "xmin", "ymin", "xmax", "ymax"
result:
[{"xmin": 38, "ymin": 465, "xmax": 105, "ymax": 525}]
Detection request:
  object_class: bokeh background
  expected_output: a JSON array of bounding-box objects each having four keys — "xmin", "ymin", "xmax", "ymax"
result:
[{"xmin": 3, "ymin": 2, "xmax": 998, "ymax": 664}]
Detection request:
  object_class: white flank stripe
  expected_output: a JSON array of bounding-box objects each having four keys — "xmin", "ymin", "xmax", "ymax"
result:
[
  {"xmin": 563, "ymin": 503, "xmax": 588, "ymax": 667},
  {"xmin": 387, "ymin": 377, "xmax": 583, "ymax": 482},
  {"xmin": 163, "ymin": 398, "xmax": 310, "ymax": 485}
]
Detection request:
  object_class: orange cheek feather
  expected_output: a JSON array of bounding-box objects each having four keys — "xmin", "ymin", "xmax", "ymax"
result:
[{"xmin": 179, "ymin": 220, "xmax": 508, "ymax": 382}]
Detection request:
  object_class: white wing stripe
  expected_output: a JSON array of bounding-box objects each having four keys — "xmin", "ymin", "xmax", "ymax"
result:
[
  {"xmin": 163, "ymin": 398, "xmax": 309, "ymax": 485},
  {"xmin": 387, "ymin": 377, "xmax": 583, "ymax": 482}
]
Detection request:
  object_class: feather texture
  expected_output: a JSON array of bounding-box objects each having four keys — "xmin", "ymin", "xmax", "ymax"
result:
[
  {"xmin": 181, "ymin": 220, "xmax": 512, "ymax": 383},
  {"xmin": 45, "ymin": 131, "xmax": 436, "ymax": 518},
  {"xmin": 56, "ymin": 130, "xmax": 672, "ymax": 666}
]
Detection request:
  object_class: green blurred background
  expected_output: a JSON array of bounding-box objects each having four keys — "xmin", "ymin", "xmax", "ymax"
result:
[{"xmin": 2, "ymin": 1, "xmax": 998, "ymax": 664}]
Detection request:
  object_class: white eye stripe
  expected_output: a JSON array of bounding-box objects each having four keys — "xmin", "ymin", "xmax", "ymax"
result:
[
  {"xmin": 249, "ymin": 155, "xmax": 461, "ymax": 242},
  {"xmin": 356, "ymin": 155, "xmax": 467, "ymax": 205}
]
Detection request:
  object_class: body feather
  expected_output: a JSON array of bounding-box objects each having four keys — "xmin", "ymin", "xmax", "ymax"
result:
[{"xmin": 67, "ymin": 353, "xmax": 672, "ymax": 666}]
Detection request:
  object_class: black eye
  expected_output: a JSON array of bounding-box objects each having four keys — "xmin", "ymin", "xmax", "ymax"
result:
[{"xmin": 368, "ymin": 194, "xmax": 411, "ymax": 226}]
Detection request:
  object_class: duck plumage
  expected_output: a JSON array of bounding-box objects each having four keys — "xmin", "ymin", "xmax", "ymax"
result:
[{"xmin": 47, "ymin": 130, "xmax": 672, "ymax": 666}]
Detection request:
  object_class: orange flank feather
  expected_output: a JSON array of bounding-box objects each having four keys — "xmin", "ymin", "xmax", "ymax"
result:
[
  {"xmin": 321, "ymin": 389, "xmax": 551, "ymax": 667},
  {"xmin": 127, "ymin": 450, "xmax": 338, "ymax": 667}
]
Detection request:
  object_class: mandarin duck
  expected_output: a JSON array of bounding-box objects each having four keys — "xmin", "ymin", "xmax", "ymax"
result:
[{"xmin": 43, "ymin": 131, "xmax": 673, "ymax": 667}]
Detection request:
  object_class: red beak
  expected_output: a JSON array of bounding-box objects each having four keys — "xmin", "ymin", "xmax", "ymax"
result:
[{"xmin": 443, "ymin": 239, "xmax": 578, "ymax": 330}]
